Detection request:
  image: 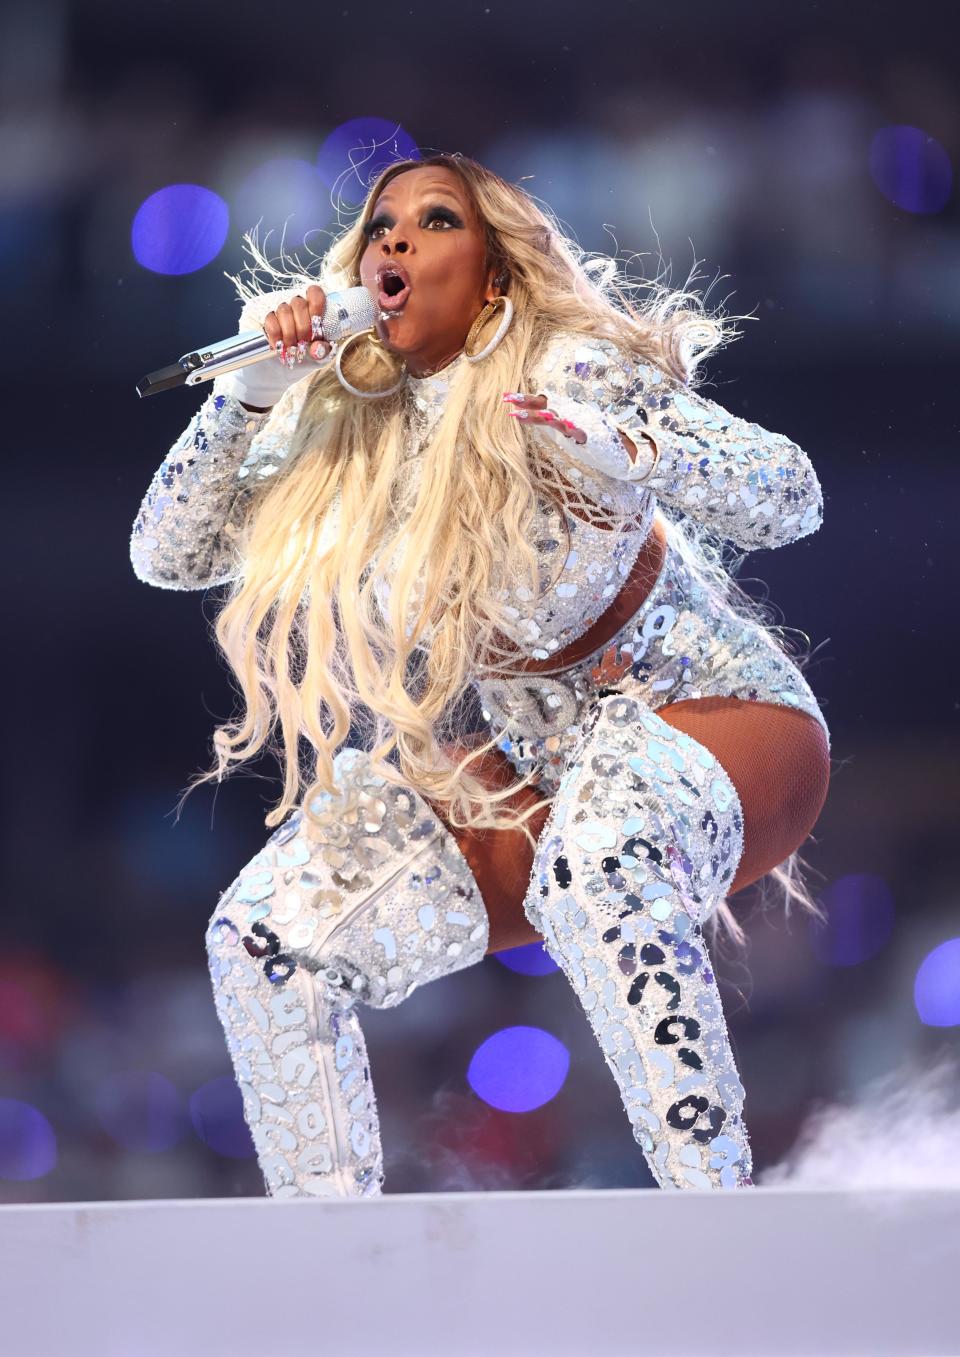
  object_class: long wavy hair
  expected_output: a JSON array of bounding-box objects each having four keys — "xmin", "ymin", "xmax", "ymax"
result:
[{"xmin": 189, "ymin": 151, "xmax": 829, "ymax": 953}]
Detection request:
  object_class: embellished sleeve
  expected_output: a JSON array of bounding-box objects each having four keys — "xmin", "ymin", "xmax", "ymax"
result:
[
  {"xmin": 130, "ymin": 376, "xmax": 310, "ymax": 591},
  {"xmin": 529, "ymin": 330, "xmax": 823, "ymax": 550}
]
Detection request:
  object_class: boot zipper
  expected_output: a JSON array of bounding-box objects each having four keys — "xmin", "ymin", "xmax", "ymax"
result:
[
  {"xmin": 300, "ymin": 830, "xmax": 443, "ymax": 1193},
  {"xmin": 301, "ymin": 971, "xmax": 351, "ymax": 1195}
]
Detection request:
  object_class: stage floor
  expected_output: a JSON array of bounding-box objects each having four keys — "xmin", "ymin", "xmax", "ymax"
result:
[{"xmin": 1, "ymin": 1185, "xmax": 957, "ymax": 1356}]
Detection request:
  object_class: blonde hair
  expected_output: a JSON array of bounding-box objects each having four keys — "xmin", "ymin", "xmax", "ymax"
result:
[{"xmin": 188, "ymin": 151, "xmax": 828, "ymax": 953}]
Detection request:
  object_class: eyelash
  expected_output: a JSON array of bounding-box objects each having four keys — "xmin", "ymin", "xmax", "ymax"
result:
[{"xmin": 362, "ymin": 205, "xmax": 461, "ymax": 240}]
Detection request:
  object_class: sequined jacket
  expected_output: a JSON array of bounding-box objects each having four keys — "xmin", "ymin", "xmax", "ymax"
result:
[{"xmin": 130, "ymin": 329, "xmax": 822, "ymax": 660}]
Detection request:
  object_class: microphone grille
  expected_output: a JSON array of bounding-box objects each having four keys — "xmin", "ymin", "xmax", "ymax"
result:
[{"xmin": 322, "ymin": 286, "xmax": 376, "ymax": 343}]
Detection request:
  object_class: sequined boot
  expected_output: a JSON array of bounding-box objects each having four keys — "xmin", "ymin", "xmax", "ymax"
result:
[
  {"xmin": 206, "ymin": 748, "xmax": 490, "ymax": 1199},
  {"xmin": 525, "ymin": 694, "xmax": 754, "ymax": 1189}
]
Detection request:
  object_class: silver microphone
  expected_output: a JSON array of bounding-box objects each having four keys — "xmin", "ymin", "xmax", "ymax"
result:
[{"xmin": 136, "ymin": 286, "xmax": 376, "ymax": 398}]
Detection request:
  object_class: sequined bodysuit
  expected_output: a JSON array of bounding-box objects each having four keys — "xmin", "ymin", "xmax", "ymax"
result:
[
  {"xmin": 131, "ymin": 328, "xmax": 822, "ymax": 656},
  {"xmin": 132, "ymin": 326, "xmax": 830, "ymax": 1196}
]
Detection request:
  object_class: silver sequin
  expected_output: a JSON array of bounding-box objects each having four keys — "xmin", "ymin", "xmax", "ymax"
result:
[
  {"xmin": 133, "ymin": 326, "xmax": 828, "ymax": 1197},
  {"xmin": 528, "ymin": 697, "xmax": 753, "ymax": 1189},
  {"xmin": 534, "ymin": 332, "xmax": 823, "ymax": 551},
  {"xmin": 206, "ymin": 748, "xmax": 488, "ymax": 1198},
  {"xmin": 130, "ymin": 375, "xmax": 310, "ymax": 591},
  {"xmin": 476, "ymin": 532, "xmax": 831, "ymax": 799}
]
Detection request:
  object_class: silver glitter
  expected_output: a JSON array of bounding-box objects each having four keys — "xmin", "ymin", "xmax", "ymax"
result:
[
  {"xmin": 527, "ymin": 699, "xmax": 753, "ymax": 1189},
  {"xmin": 129, "ymin": 375, "xmax": 310, "ymax": 590},
  {"xmin": 476, "ymin": 534, "xmax": 830, "ymax": 800},
  {"xmin": 134, "ymin": 326, "xmax": 829, "ymax": 1196},
  {"xmin": 533, "ymin": 332, "xmax": 823, "ymax": 550},
  {"xmin": 206, "ymin": 748, "xmax": 488, "ymax": 1199}
]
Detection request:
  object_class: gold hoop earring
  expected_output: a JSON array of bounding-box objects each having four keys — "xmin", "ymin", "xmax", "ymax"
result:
[
  {"xmin": 464, "ymin": 296, "xmax": 514, "ymax": 363},
  {"xmin": 334, "ymin": 329, "xmax": 408, "ymax": 399}
]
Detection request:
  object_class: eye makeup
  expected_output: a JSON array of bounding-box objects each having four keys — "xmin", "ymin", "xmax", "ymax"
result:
[{"xmin": 362, "ymin": 203, "xmax": 464, "ymax": 239}]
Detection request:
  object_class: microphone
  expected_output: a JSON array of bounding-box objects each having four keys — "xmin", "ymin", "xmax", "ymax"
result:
[{"xmin": 136, "ymin": 286, "xmax": 377, "ymax": 399}]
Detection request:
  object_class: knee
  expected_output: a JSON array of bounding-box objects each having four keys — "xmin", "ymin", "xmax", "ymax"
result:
[{"xmin": 208, "ymin": 747, "xmax": 490, "ymax": 1009}]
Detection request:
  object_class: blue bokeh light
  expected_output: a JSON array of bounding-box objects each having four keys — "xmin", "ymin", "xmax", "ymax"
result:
[
  {"xmin": 868, "ymin": 126, "xmax": 953, "ymax": 214},
  {"xmin": 467, "ymin": 1025, "xmax": 570, "ymax": 1113},
  {"xmin": 809, "ymin": 873, "xmax": 896, "ymax": 967},
  {"xmin": 131, "ymin": 183, "xmax": 230, "ymax": 275},
  {"xmin": 94, "ymin": 1071, "xmax": 187, "ymax": 1152},
  {"xmin": 494, "ymin": 941, "xmax": 559, "ymax": 976},
  {"xmin": 189, "ymin": 1076, "xmax": 256, "ymax": 1159},
  {"xmin": 234, "ymin": 156, "xmax": 333, "ymax": 254},
  {"xmin": 914, "ymin": 938, "xmax": 960, "ymax": 1027},
  {"xmin": 0, "ymin": 1099, "xmax": 57, "ymax": 1181},
  {"xmin": 317, "ymin": 118, "xmax": 420, "ymax": 206}
]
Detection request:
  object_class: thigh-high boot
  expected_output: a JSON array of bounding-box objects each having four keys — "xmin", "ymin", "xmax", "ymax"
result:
[
  {"xmin": 525, "ymin": 693, "xmax": 754, "ymax": 1190},
  {"xmin": 206, "ymin": 748, "xmax": 490, "ymax": 1199}
]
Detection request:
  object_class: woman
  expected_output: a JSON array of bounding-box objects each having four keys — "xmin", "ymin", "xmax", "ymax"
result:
[{"xmin": 131, "ymin": 152, "xmax": 831, "ymax": 1197}]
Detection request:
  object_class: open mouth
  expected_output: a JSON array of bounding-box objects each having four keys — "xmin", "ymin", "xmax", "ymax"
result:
[{"xmin": 377, "ymin": 266, "xmax": 411, "ymax": 312}]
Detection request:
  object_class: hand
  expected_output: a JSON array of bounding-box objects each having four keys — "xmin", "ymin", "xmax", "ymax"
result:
[
  {"xmin": 262, "ymin": 286, "xmax": 332, "ymax": 368},
  {"xmin": 504, "ymin": 389, "xmax": 652, "ymax": 475},
  {"xmin": 214, "ymin": 286, "xmax": 333, "ymax": 409},
  {"xmin": 502, "ymin": 391, "xmax": 587, "ymax": 444}
]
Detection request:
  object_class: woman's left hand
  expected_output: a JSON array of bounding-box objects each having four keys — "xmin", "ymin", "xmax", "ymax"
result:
[{"xmin": 502, "ymin": 392, "xmax": 587, "ymax": 444}]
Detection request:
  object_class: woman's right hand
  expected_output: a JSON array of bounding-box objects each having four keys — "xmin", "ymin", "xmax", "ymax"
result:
[
  {"xmin": 213, "ymin": 285, "xmax": 335, "ymax": 410},
  {"xmin": 262, "ymin": 286, "xmax": 332, "ymax": 368}
]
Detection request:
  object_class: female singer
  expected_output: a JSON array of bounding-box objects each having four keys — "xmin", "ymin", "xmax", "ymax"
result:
[{"xmin": 131, "ymin": 151, "xmax": 830, "ymax": 1196}]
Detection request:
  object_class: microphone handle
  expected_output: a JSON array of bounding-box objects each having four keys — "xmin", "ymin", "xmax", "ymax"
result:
[{"xmin": 136, "ymin": 286, "xmax": 376, "ymax": 399}]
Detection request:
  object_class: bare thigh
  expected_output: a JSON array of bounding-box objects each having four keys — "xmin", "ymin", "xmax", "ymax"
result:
[{"xmin": 439, "ymin": 695, "xmax": 830, "ymax": 955}]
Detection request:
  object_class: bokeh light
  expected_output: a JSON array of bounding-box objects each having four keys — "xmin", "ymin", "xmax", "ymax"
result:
[
  {"xmin": 868, "ymin": 126, "xmax": 953, "ymax": 214},
  {"xmin": 189, "ymin": 1076, "xmax": 256, "ymax": 1159},
  {"xmin": 317, "ymin": 118, "xmax": 420, "ymax": 206},
  {"xmin": 809, "ymin": 873, "xmax": 896, "ymax": 967},
  {"xmin": 0, "ymin": 978, "xmax": 47, "ymax": 1047},
  {"xmin": 233, "ymin": 156, "xmax": 333, "ymax": 254},
  {"xmin": 94, "ymin": 1071, "xmax": 187, "ymax": 1152},
  {"xmin": 914, "ymin": 938, "xmax": 960, "ymax": 1027},
  {"xmin": 0, "ymin": 1100, "xmax": 57, "ymax": 1181},
  {"xmin": 0, "ymin": 958, "xmax": 66, "ymax": 1064},
  {"xmin": 131, "ymin": 183, "xmax": 230, "ymax": 274},
  {"xmin": 494, "ymin": 941, "xmax": 559, "ymax": 976},
  {"xmin": 467, "ymin": 1025, "xmax": 570, "ymax": 1112}
]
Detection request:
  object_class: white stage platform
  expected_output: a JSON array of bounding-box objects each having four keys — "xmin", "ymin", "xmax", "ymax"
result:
[{"xmin": 1, "ymin": 1186, "xmax": 957, "ymax": 1356}]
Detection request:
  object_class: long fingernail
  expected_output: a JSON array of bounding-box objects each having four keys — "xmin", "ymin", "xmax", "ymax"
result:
[
  {"xmin": 502, "ymin": 391, "xmax": 524, "ymax": 402},
  {"xmin": 296, "ymin": 341, "xmax": 306, "ymax": 363},
  {"xmin": 507, "ymin": 410, "xmax": 529, "ymax": 419},
  {"xmin": 276, "ymin": 341, "xmax": 285, "ymax": 364}
]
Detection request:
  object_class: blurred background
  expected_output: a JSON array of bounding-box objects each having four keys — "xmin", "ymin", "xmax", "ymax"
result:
[{"xmin": 1, "ymin": 0, "xmax": 958, "ymax": 1202}]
